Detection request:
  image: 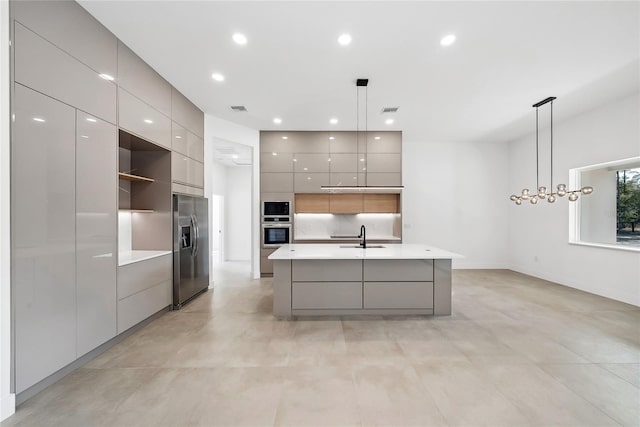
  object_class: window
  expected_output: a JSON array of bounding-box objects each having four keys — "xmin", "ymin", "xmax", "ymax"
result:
[{"xmin": 571, "ymin": 157, "xmax": 640, "ymax": 251}]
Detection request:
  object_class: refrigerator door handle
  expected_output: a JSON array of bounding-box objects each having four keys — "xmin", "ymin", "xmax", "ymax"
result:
[{"xmin": 192, "ymin": 214, "xmax": 199, "ymax": 257}]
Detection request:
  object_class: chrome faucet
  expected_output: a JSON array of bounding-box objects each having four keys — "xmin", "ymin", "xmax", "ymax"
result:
[{"xmin": 358, "ymin": 225, "xmax": 367, "ymax": 249}]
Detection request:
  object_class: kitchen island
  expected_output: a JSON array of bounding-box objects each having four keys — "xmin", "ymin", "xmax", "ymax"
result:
[{"xmin": 268, "ymin": 243, "xmax": 462, "ymax": 318}]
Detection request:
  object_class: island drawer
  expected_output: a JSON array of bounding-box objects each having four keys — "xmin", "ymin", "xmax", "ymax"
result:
[
  {"xmin": 364, "ymin": 259, "xmax": 433, "ymax": 282},
  {"xmin": 292, "ymin": 260, "xmax": 362, "ymax": 282},
  {"xmin": 364, "ymin": 282, "xmax": 433, "ymax": 309},
  {"xmin": 292, "ymin": 282, "xmax": 362, "ymax": 309}
]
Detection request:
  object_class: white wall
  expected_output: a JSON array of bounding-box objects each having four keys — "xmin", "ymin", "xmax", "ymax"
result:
[
  {"xmin": 224, "ymin": 166, "xmax": 252, "ymax": 261},
  {"xmin": 0, "ymin": 0, "xmax": 14, "ymax": 420},
  {"xmin": 402, "ymin": 139, "xmax": 510, "ymax": 269},
  {"xmin": 204, "ymin": 115, "xmax": 260, "ymax": 278},
  {"xmin": 507, "ymin": 93, "xmax": 640, "ymax": 306}
]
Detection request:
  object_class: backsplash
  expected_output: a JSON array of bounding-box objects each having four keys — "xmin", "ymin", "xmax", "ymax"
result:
[{"xmin": 294, "ymin": 213, "xmax": 402, "ymax": 240}]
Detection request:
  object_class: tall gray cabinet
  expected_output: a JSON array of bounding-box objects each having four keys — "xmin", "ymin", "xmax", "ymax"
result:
[{"xmin": 10, "ymin": 0, "xmax": 204, "ymax": 399}]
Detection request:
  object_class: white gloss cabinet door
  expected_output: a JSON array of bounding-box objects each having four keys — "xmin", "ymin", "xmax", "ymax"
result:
[
  {"xmin": 13, "ymin": 85, "xmax": 77, "ymax": 393},
  {"xmin": 76, "ymin": 111, "xmax": 117, "ymax": 357},
  {"xmin": 14, "ymin": 23, "xmax": 117, "ymax": 124},
  {"xmin": 118, "ymin": 88, "xmax": 171, "ymax": 149}
]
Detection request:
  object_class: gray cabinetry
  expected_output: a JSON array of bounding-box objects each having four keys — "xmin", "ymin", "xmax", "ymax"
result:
[
  {"xmin": 364, "ymin": 259, "xmax": 433, "ymax": 282},
  {"xmin": 171, "ymin": 88, "xmax": 204, "ymax": 138},
  {"xmin": 76, "ymin": 111, "xmax": 117, "ymax": 357},
  {"xmin": 13, "ymin": 0, "xmax": 118, "ymax": 79},
  {"xmin": 292, "ymin": 260, "xmax": 362, "ymax": 282},
  {"xmin": 364, "ymin": 282, "xmax": 433, "ymax": 309},
  {"xmin": 117, "ymin": 41, "xmax": 172, "ymax": 116},
  {"xmin": 261, "ymin": 172, "xmax": 294, "ymax": 193},
  {"xmin": 117, "ymin": 255, "xmax": 172, "ymax": 334},
  {"xmin": 292, "ymin": 282, "xmax": 362, "ymax": 309},
  {"xmin": 294, "ymin": 173, "xmax": 329, "ymax": 193},
  {"xmin": 14, "ymin": 23, "xmax": 117, "ymax": 124},
  {"xmin": 118, "ymin": 88, "xmax": 171, "ymax": 149},
  {"xmin": 13, "ymin": 85, "xmax": 77, "ymax": 393},
  {"xmin": 261, "ymin": 152, "xmax": 294, "ymax": 173}
]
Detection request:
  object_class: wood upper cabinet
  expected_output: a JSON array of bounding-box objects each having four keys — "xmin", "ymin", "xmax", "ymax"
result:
[
  {"xmin": 363, "ymin": 194, "xmax": 399, "ymax": 213},
  {"xmin": 295, "ymin": 193, "xmax": 330, "ymax": 213},
  {"xmin": 294, "ymin": 193, "xmax": 399, "ymax": 214},
  {"xmin": 330, "ymin": 194, "xmax": 363, "ymax": 214}
]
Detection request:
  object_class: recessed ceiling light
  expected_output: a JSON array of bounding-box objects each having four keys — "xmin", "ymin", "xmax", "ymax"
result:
[
  {"xmin": 338, "ymin": 34, "xmax": 352, "ymax": 46},
  {"xmin": 32, "ymin": 117, "xmax": 45, "ymax": 122},
  {"xmin": 86, "ymin": 117, "xmax": 97, "ymax": 122},
  {"xmin": 231, "ymin": 154, "xmax": 239, "ymax": 159},
  {"xmin": 440, "ymin": 34, "xmax": 456, "ymax": 46},
  {"xmin": 329, "ymin": 136, "xmax": 335, "ymax": 140},
  {"xmin": 273, "ymin": 117, "xmax": 282, "ymax": 124},
  {"xmin": 329, "ymin": 118, "xmax": 338, "ymax": 125},
  {"xmin": 232, "ymin": 33, "xmax": 247, "ymax": 45},
  {"xmin": 385, "ymin": 118, "xmax": 394, "ymax": 125},
  {"xmin": 144, "ymin": 119, "xmax": 153, "ymax": 124},
  {"xmin": 211, "ymin": 73, "xmax": 225, "ymax": 82},
  {"xmin": 282, "ymin": 136, "xmax": 288, "ymax": 139},
  {"xmin": 374, "ymin": 136, "xmax": 381, "ymax": 140},
  {"xmin": 98, "ymin": 73, "xmax": 114, "ymax": 81}
]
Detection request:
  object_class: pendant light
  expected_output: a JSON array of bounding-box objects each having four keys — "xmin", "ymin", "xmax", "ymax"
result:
[
  {"xmin": 321, "ymin": 79, "xmax": 404, "ymax": 193},
  {"xmin": 510, "ymin": 96, "xmax": 592, "ymax": 205}
]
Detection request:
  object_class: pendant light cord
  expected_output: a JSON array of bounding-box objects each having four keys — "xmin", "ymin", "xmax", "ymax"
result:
[
  {"xmin": 535, "ymin": 107, "xmax": 539, "ymax": 191},
  {"xmin": 550, "ymin": 100, "xmax": 553, "ymax": 192}
]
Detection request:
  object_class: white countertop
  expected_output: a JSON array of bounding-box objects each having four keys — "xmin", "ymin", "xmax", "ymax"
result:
[
  {"xmin": 268, "ymin": 243, "xmax": 463, "ymax": 260},
  {"xmin": 119, "ymin": 250, "xmax": 172, "ymax": 266}
]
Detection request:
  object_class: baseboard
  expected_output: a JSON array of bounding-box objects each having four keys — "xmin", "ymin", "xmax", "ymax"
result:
[{"xmin": 0, "ymin": 393, "xmax": 15, "ymax": 421}]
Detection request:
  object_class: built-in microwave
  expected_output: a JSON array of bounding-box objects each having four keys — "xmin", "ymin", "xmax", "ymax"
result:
[
  {"xmin": 262, "ymin": 201, "xmax": 290, "ymax": 218},
  {"xmin": 262, "ymin": 223, "xmax": 291, "ymax": 247}
]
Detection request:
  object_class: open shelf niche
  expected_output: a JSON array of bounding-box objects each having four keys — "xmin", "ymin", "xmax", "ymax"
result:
[{"xmin": 118, "ymin": 130, "xmax": 172, "ymax": 253}]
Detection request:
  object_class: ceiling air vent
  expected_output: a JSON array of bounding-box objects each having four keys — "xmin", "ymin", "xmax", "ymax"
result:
[
  {"xmin": 381, "ymin": 107, "xmax": 399, "ymax": 113},
  {"xmin": 230, "ymin": 105, "xmax": 247, "ymax": 112}
]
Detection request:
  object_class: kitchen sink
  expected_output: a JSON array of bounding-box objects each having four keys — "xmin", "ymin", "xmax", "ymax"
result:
[{"xmin": 339, "ymin": 245, "xmax": 386, "ymax": 249}]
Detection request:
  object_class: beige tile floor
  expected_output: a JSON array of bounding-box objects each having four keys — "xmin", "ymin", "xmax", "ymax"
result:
[{"xmin": 3, "ymin": 263, "xmax": 639, "ymax": 426}]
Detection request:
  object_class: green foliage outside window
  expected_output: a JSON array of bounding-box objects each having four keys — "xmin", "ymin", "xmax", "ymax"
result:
[{"xmin": 616, "ymin": 168, "xmax": 640, "ymax": 244}]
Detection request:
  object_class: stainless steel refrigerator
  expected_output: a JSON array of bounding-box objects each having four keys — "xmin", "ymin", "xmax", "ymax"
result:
[{"xmin": 173, "ymin": 194, "xmax": 209, "ymax": 309}]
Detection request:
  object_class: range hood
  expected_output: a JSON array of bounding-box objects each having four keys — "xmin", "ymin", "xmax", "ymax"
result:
[
  {"xmin": 320, "ymin": 185, "xmax": 403, "ymax": 193},
  {"xmin": 321, "ymin": 78, "xmax": 404, "ymax": 194}
]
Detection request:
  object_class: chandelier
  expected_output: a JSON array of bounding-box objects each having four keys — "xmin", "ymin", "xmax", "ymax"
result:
[{"xmin": 510, "ymin": 96, "xmax": 593, "ymax": 205}]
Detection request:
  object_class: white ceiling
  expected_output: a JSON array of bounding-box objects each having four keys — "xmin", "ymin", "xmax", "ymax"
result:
[
  {"xmin": 79, "ymin": 1, "xmax": 639, "ymax": 143},
  {"xmin": 212, "ymin": 138, "xmax": 253, "ymax": 167}
]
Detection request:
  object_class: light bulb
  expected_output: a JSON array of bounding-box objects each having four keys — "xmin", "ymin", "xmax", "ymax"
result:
[
  {"xmin": 530, "ymin": 196, "xmax": 538, "ymax": 205},
  {"xmin": 568, "ymin": 193, "xmax": 578, "ymax": 201},
  {"xmin": 515, "ymin": 199, "xmax": 522, "ymax": 205},
  {"xmin": 537, "ymin": 186, "xmax": 546, "ymax": 197},
  {"xmin": 557, "ymin": 184, "xmax": 566, "ymax": 191},
  {"xmin": 581, "ymin": 186, "xmax": 593, "ymax": 195},
  {"xmin": 547, "ymin": 194, "xmax": 556, "ymax": 203},
  {"xmin": 521, "ymin": 188, "xmax": 529, "ymax": 195},
  {"xmin": 510, "ymin": 195, "xmax": 517, "ymax": 201},
  {"xmin": 557, "ymin": 189, "xmax": 567, "ymax": 197}
]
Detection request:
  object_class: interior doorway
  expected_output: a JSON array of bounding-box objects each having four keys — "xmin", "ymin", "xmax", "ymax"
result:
[{"xmin": 210, "ymin": 194, "xmax": 224, "ymax": 266}]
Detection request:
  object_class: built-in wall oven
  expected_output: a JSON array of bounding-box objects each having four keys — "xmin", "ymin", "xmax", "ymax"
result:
[{"xmin": 262, "ymin": 223, "xmax": 291, "ymax": 247}]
